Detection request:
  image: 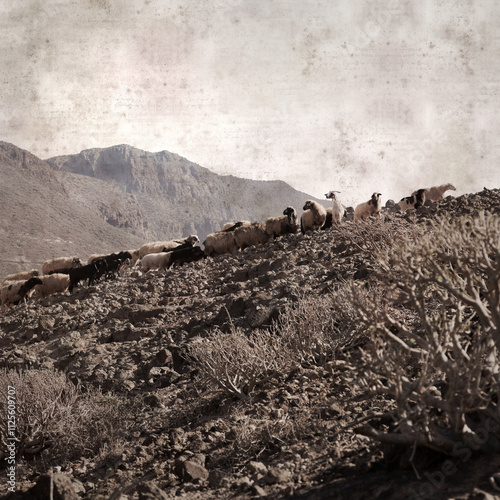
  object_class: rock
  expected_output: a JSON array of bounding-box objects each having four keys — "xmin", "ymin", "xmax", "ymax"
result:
[
  {"xmin": 175, "ymin": 460, "xmax": 209, "ymax": 482},
  {"xmin": 264, "ymin": 468, "xmax": 293, "ymax": 485},
  {"xmin": 26, "ymin": 473, "xmax": 79, "ymax": 500},
  {"xmin": 248, "ymin": 461, "xmax": 268, "ymax": 475},
  {"xmin": 137, "ymin": 481, "xmax": 170, "ymax": 500}
]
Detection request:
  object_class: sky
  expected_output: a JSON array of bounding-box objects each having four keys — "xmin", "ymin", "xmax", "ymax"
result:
[{"xmin": 1, "ymin": 0, "xmax": 499, "ymax": 206}]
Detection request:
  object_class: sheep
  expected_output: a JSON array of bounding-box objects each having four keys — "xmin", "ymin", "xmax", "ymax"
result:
[
  {"xmin": 41, "ymin": 256, "xmax": 82, "ymax": 275},
  {"xmin": 34, "ymin": 274, "xmax": 71, "ymax": 300},
  {"xmin": 265, "ymin": 206, "xmax": 299, "ymax": 238},
  {"xmin": 168, "ymin": 246, "xmax": 206, "ymax": 268},
  {"xmin": 233, "ymin": 222, "xmax": 270, "ymax": 251},
  {"xmin": 398, "ymin": 189, "xmax": 426, "ymax": 211},
  {"xmin": 325, "ymin": 191, "xmax": 344, "ymax": 225},
  {"xmin": 139, "ymin": 252, "xmax": 173, "ymax": 272},
  {"xmin": 412, "ymin": 183, "xmax": 456, "ymax": 201},
  {"xmin": 1, "ymin": 277, "xmax": 43, "ymax": 311},
  {"xmin": 300, "ymin": 200, "xmax": 327, "ymax": 234},
  {"xmin": 139, "ymin": 235, "xmax": 199, "ymax": 259},
  {"xmin": 203, "ymin": 231, "xmax": 238, "ymax": 257},
  {"xmin": 68, "ymin": 259, "xmax": 107, "ymax": 292},
  {"xmin": 2, "ymin": 269, "xmax": 39, "ymax": 285},
  {"xmin": 221, "ymin": 221, "xmax": 251, "ymax": 232},
  {"xmin": 354, "ymin": 193, "xmax": 382, "ymax": 222}
]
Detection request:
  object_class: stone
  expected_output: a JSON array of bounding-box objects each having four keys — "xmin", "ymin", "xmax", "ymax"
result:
[
  {"xmin": 137, "ymin": 481, "xmax": 170, "ymax": 500},
  {"xmin": 27, "ymin": 473, "xmax": 79, "ymax": 500}
]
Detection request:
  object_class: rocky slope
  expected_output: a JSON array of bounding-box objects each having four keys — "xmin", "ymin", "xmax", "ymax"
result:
[{"xmin": 1, "ymin": 188, "xmax": 500, "ymax": 500}]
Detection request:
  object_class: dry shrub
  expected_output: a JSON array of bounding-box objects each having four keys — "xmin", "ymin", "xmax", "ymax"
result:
[
  {"xmin": 0, "ymin": 369, "xmax": 135, "ymax": 466},
  {"xmin": 331, "ymin": 216, "xmax": 416, "ymax": 257},
  {"xmin": 275, "ymin": 291, "xmax": 366, "ymax": 366},
  {"xmin": 334, "ymin": 212, "xmax": 500, "ymax": 456},
  {"xmin": 188, "ymin": 326, "xmax": 292, "ymax": 400}
]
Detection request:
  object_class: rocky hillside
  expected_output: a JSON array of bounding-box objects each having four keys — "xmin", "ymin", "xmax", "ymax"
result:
[
  {"xmin": 1, "ymin": 188, "xmax": 500, "ymax": 500},
  {"xmin": 46, "ymin": 144, "xmax": 324, "ymax": 246}
]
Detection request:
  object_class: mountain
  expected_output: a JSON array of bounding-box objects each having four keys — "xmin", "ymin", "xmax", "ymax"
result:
[
  {"xmin": 0, "ymin": 142, "xmax": 325, "ymax": 278},
  {"xmin": 0, "ymin": 142, "xmax": 146, "ymax": 279},
  {"xmin": 46, "ymin": 144, "xmax": 324, "ymax": 243}
]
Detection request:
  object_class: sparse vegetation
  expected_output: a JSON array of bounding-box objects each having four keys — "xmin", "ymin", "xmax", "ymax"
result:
[
  {"xmin": 0, "ymin": 369, "xmax": 137, "ymax": 471},
  {"xmin": 334, "ymin": 212, "xmax": 500, "ymax": 457}
]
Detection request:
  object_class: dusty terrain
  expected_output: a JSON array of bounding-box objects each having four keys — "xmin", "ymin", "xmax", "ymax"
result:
[{"xmin": 1, "ymin": 188, "xmax": 500, "ymax": 499}]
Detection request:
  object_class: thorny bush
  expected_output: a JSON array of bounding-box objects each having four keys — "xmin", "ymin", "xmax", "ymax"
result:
[
  {"xmin": 188, "ymin": 325, "xmax": 291, "ymax": 400},
  {"xmin": 0, "ymin": 369, "xmax": 136, "ymax": 467},
  {"xmin": 334, "ymin": 212, "xmax": 500, "ymax": 457}
]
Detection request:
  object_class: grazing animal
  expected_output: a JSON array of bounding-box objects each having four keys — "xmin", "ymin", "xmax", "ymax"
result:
[
  {"xmin": 203, "ymin": 231, "xmax": 238, "ymax": 257},
  {"xmin": 2, "ymin": 269, "xmax": 39, "ymax": 285},
  {"xmin": 140, "ymin": 246, "xmax": 206, "ymax": 272},
  {"xmin": 35, "ymin": 274, "xmax": 71, "ymax": 300},
  {"xmin": 139, "ymin": 235, "xmax": 199, "ymax": 259},
  {"xmin": 233, "ymin": 222, "xmax": 270, "ymax": 251},
  {"xmin": 68, "ymin": 259, "xmax": 107, "ymax": 292},
  {"xmin": 411, "ymin": 183, "xmax": 456, "ymax": 201},
  {"xmin": 354, "ymin": 193, "xmax": 382, "ymax": 222},
  {"xmin": 325, "ymin": 191, "xmax": 344, "ymax": 224},
  {"xmin": 41, "ymin": 256, "xmax": 81, "ymax": 275},
  {"xmin": 168, "ymin": 246, "xmax": 206, "ymax": 268},
  {"xmin": 265, "ymin": 206, "xmax": 299, "ymax": 238},
  {"xmin": 301, "ymin": 200, "xmax": 327, "ymax": 234},
  {"xmin": 1, "ymin": 277, "xmax": 43, "ymax": 311},
  {"xmin": 139, "ymin": 252, "xmax": 173, "ymax": 272},
  {"xmin": 221, "ymin": 221, "xmax": 251, "ymax": 232},
  {"xmin": 398, "ymin": 189, "xmax": 426, "ymax": 211}
]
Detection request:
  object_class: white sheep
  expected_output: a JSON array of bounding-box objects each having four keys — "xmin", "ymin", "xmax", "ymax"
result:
[
  {"xmin": 203, "ymin": 231, "xmax": 238, "ymax": 257},
  {"xmin": 34, "ymin": 274, "xmax": 71, "ymax": 300},
  {"xmin": 301, "ymin": 200, "xmax": 327, "ymax": 234},
  {"xmin": 325, "ymin": 191, "xmax": 343, "ymax": 223},
  {"xmin": 234, "ymin": 222, "xmax": 270, "ymax": 250},
  {"xmin": 265, "ymin": 207, "xmax": 298, "ymax": 238},
  {"xmin": 354, "ymin": 193, "xmax": 382, "ymax": 222},
  {"xmin": 139, "ymin": 252, "xmax": 173, "ymax": 272},
  {"xmin": 411, "ymin": 183, "xmax": 456, "ymax": 201},
  {"xmin": 2, "ymin": 269, "xmax": 39, "ymax": 285},
  {"xmin": 41, "ymin": 256, "xmax": 81, "ymax": 275},
  {"xmin": 398, "ymin": 189, "xmax": 426, "ymax": 211},
  {"xmin": 1, "ymin": 277, "xmax": 43, "ymax": 311},
  {"xmin": 139, "ymin": 235, "xmax": 199, "ymax": 259},
  {"xmin": 221, "ymin": 221, "xmax": 251, "ymax": 232}
]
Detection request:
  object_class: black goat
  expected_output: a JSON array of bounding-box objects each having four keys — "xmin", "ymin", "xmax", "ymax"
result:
[
  {"xmin": 68, "ymin": 259, "xmax": 107, "ymax": 292},
  {"xmin": 168, "ymin": 246, "xmax": 206, "ymax": 268}
]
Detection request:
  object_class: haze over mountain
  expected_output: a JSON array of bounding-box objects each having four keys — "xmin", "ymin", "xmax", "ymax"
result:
[{"xmin": 0, "ymin": 142, "xmax": 324, "ymax": 278}]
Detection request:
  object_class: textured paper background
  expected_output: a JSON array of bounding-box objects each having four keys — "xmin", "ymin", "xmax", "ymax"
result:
[{"xmin": 0, "ymin": 0, "xmax": 498, "ymax": 205}]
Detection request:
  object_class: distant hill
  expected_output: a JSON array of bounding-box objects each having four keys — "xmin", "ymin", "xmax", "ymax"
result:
[
  {"xmin": 0, "ymin": 142, "xmax": 324, "ymax": 277},
  {"xmin": 46, "ymin": 144, "xmax": 324, "ymax": 245}
]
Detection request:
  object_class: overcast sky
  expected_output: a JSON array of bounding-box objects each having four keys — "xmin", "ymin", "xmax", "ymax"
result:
[{"xmin": 1, "ymin": 0, "xmax": 498, "ymax": 206}]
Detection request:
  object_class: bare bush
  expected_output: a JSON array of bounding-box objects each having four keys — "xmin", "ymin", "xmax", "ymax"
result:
[
  {"xmin": 0, "ymin": 369, "xmax": 135, "ymax": 466},
  {"xmin": 275, "ymin": 291, "xmax": 366, "ymax": 366},
  {"xmin": 334, "ymin": 212, "xmax": 500, "ymax": 456},
  {"xmin": 188, "ymin": 326, "xmax": 292, "ymax": 400}
]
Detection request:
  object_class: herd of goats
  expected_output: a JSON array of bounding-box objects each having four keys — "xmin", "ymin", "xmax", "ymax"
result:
[{"xmin": 0, "ymin": 183, "xmax": 456, "ymax": 312}]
